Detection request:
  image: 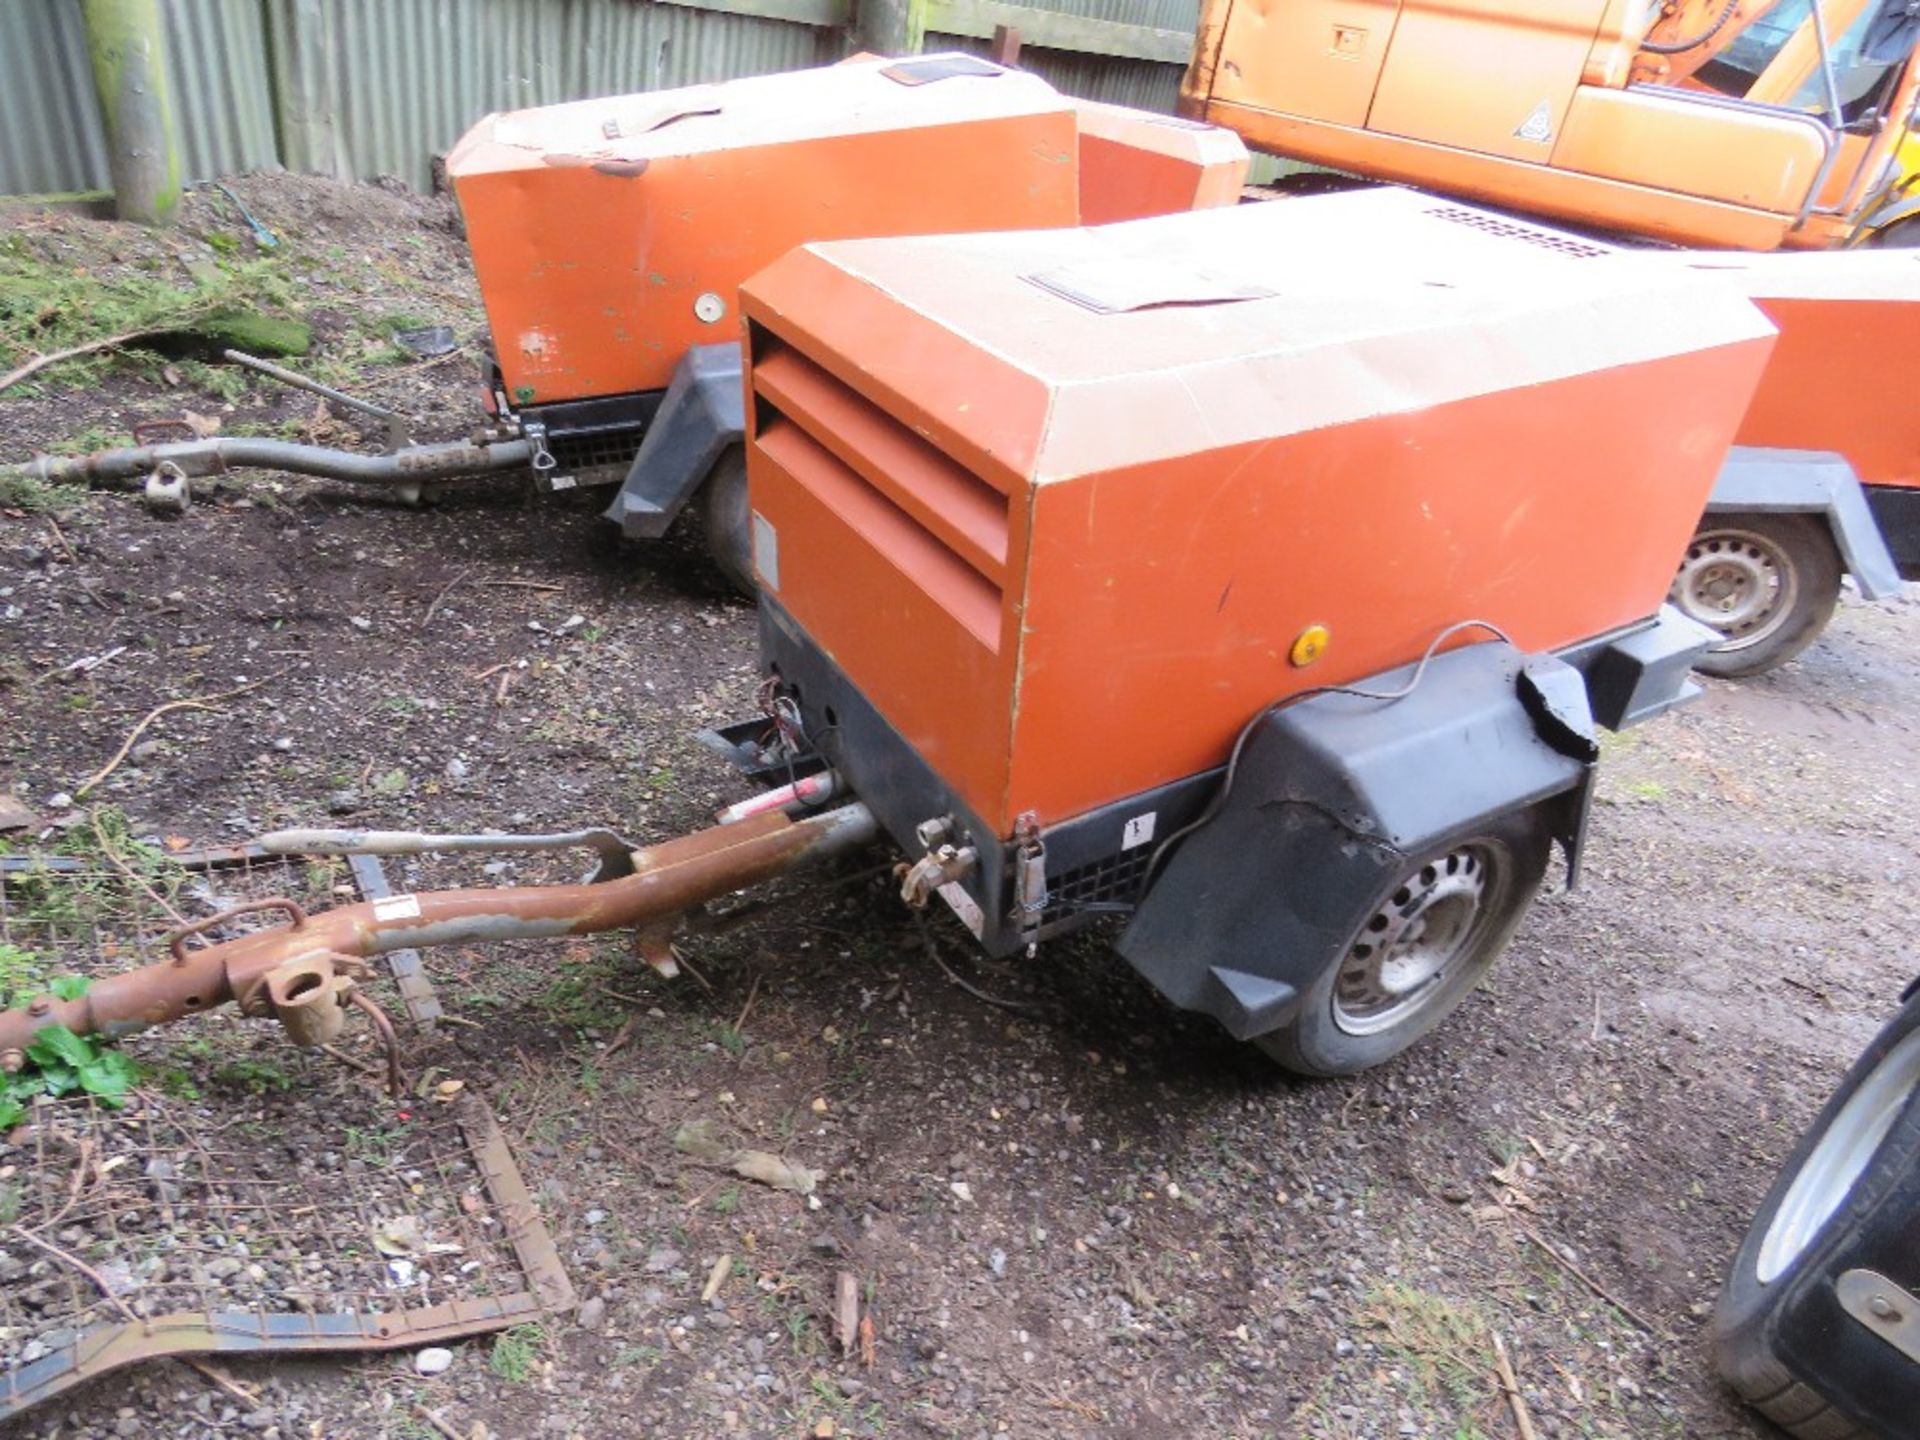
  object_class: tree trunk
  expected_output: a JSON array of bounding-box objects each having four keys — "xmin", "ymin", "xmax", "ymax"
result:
[
  {"xmin": 81, "ymin": 0, "xmax": 181, "ymax": 225},
  {"xmin": 854, "ymin": 0, "xmax": 929, "ymax": 57}
]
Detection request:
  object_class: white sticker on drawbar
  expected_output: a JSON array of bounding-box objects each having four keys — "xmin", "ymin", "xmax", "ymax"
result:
[
  {"xmin": 373, "ymin": 894, "xmax": 422, "ymax": 922},
  {"xmin": 938, "ymin": 881, "xmax": 986, "ymax": 939},
  {"xmin": 1121, "ymin": 812, "xmax": 1157, "ymax": 850},
  {"xmin": 752, "ymin": 511, "xmax": 779, "ymax": 591},
  {"xmin": 547, "ymin": 473, "xmax": 577, "ymax": 491}
]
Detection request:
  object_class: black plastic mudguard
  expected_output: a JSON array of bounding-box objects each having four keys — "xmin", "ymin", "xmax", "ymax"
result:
[
  {"xmin": 1708, "ymin": 446, "xmax": 1903, "ymax": 599},
  {"xmin": 602, "ymin": 342, "xmax": 745, "ymax": 539},
  {"xmin": 1117, "ymin": 643, "xmax": 1595, "ymax": 1041}
]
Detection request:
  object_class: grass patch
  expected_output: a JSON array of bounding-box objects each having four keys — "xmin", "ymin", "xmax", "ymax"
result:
[
  {"xmin": 0, "ymin": 942, "xmax": 86, "ymax": 1010},
  {"xmin": 489, "ymin": 1322, "xmax": 546, "ymax": 1383},
  {"xmin": 209, "ymin": 1054, "xmax": 299, "ymax": 1095},
  {"xmin": 0, "ymin": 234, "xmax": 306, "ymax": 390},
  {"xmin": 0, "ymin": 470, "xmax": 87, "ymax": 515},
  {"xmin": 0, "ymin": 807, "xmax": 186, "ymax": 934},
  {"xmin": 1358, "ymin": 1283, "xmax": 1494, "ymax": 1417},
  {"xmin": 534, "ymin": 940, "xmax": 648, "ymax": 1033},
  {"xmin": 47, "ymin": 425, "xmax": 134, "ymax": 457}
]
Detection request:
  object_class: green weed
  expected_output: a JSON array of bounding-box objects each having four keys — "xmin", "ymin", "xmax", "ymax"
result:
[
  {"xmin": 489, "ymin": 1323, "xmax": 546, "ymax": 1383},
  {"xmin": 0, "ymin": 1016, "xmax": 140, "ymax": 1126},
  {"xmin": 0, "ymin": 237, "xmax": 303, "ymax": 390},
  {"xmin": 344, "ymin": 1123, "xmax": 404, "ymax": 1166},
  {"xmin": 784, "ymin": 1306, "xmax": 821, "ymax": 1356},
  {"xmin": 0, "ymin": 808, "xmax": 184, "ymax": 934},
  {"xmin": 1358, "ymin": 1283, "xmax": 1492, "ymax": 1415},
  {"xmin": 209, "ymin": 1054, "xmax": 298, "ymax": 1095},
  {"xmin": 534, "ymin": 949, "xmax": 632, "ymax": 1033},
  {"xmin": 170, "ymin": 358, "xmax": 251, "ymax": 402},
  {"xmin": 0, "ymin": 943, "xmax": 49, "ymax": 1006},
  {"xmin": 0, "ymin": 471, "xmax": 86, "ymax": 515}
]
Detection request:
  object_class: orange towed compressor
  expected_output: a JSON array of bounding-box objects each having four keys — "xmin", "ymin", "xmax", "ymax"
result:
[
  {"xmin": 0, "ymin": 191, "xmax": 1779, "ymax": 1082},
  {"xmin": 735, "ymin": 188, "xmax": 1772, "ymax": 1074},
  {"xmin": 446, "ymin": 54, "xmax": 1246, "ymax": 582},
  {"xmin": 1662, "ymin": 246, "xmax": 1919, "ymax": 674},
  {"xmin": 7, "ymin": 57, "xmax": 1247, "ymax": 589}
]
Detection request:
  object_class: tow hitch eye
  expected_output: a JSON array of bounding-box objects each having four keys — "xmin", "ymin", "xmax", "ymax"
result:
[{"xmin": 259, "ymin": 954, "xmax": 353, "ymax": 1048}]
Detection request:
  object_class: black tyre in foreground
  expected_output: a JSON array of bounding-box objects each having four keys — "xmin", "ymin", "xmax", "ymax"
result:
[
  {"xmin": 1713, "ymin": 986, "xmax": 1920, "ymax": 1439},
  {"xmin": 1255, "ymin": 807, "xmax": 1551, "ymax": 1077},
  {"xmin": 1669, "ymin": 514, "xmax": 1842, "ymax": 678}
]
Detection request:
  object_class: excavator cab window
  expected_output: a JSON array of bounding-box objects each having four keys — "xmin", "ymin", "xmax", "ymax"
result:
[{"xmin": 1696, "ymin": 0, "xmax": 1911, "ymax": 127}]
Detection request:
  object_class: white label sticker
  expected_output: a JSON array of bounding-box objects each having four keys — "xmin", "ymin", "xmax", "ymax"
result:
[
  {"xmin": 1121, "ymin": 812, "xmax": 1157, "ymax": 850},
  {"xmin": 937, "ymin": 881, "xmax": 986, "ymax": 939},
  {"xmin": 372, "ymin": 894, "xmax": 422, "ymax": 922},
  {"xmin": 547, "ymin": 473, "xmax": 577, "ymax": 491},
  {"xmin": 751, "ymin": 511, "xmax": 779, "ymax": 591}
]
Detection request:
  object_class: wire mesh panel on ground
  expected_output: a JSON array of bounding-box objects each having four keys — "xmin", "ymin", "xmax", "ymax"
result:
[{"xmin": 0, "ymin": 846, "xmax": 570, "ymax": 1419}]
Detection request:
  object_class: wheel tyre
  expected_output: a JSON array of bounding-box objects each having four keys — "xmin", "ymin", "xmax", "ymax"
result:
[
  {"xmin": 1255, "ymin": 806, "xmax": 1550, "ymax": 1077},
  {"xmin": 701, "ymin": 444, "xmax": 754, "ymax": 597},
  {"xmin": 1671, "ymin": 514, "xmax": 1841, "ymax": 679},
  {"xmin": 1712, "ymin": 990, "xmax": 1920, "ymax": 1440}
]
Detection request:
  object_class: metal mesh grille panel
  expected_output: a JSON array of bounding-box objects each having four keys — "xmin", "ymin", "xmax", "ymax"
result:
[
  {"xmin": 1041, "ymin": 846, "xmax": 1153, "ymax": 928},
  {"xmin": 548, "ymin": 428, "xmax": 644, "ymax": 484},
  {"xmin": 0, "ymin": 847, "xmax": 567, "ymax": 1417},
  {"xmin": 1423, "ymin": 204, "xmax": 1613, "ymax": 259}
]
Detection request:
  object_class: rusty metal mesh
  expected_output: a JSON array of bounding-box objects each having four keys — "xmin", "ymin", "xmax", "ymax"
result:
[{"xmin": 0, "ymin": 846, "xmax": 568, "ymax": 1417}]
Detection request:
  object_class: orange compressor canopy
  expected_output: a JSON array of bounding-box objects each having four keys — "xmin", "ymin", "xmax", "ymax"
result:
[
  {"xmin": 1073, "ymin": 98, "xmax": 1250, "ymax": 224},
  {"xmin": 1673, "ymin": 247, "xmax": 1920, "ymax": 494},
  {"xmin": 447, "ymin": 55, "xmax": 1084, "ymax": 408},
  {"xmin": 738, "ymin": 188, "xmax": 1775, "ymax": 840}
]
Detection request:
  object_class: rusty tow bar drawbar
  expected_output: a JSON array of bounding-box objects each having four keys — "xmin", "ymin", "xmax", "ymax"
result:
[{"xmin": 0, "ymin": 801, "xmax": 878, "ymax": 1080}]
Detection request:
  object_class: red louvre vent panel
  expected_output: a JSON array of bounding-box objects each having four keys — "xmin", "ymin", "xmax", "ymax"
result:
[{"xmin": 752, "ymin": 342, "xmax": 1009, "ymax": 650}]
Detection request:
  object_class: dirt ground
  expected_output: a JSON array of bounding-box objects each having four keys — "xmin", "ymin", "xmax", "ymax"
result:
[{"xmin": 1, "ymin": 177, "xmax": 1916, "ymax": 1440}]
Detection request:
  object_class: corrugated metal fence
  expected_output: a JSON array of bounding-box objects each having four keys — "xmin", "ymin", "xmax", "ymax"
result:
[
  {"xmin": 0, "ymin": 0, "xmax": 1211, "ymax": 198},
  {"xmin": 263, "ymin": 0, "xmax": 836, "ymax": 187},
  {"xmin": 931, "ymin": 0, "xmax": 1195, "ymax": 113},
  {"xmin": 0, "ymin": 0, "xmax": 280, "ymax": 196}
]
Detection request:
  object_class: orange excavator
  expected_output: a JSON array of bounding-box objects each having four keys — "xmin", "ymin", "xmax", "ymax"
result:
[
  {"xmin": 1184, "ymin": 0, "xmax": 1920, "ymax": 250},
  {"xmin": 1184, "ymin": 0, "xmax": 1920, "ymax": 675}
]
